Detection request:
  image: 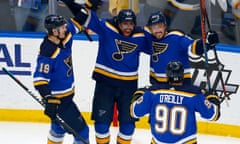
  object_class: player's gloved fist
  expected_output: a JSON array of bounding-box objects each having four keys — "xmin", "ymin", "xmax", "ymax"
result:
[
  {"xmin": 206, "ymin": 30, "xmax": 219, "ymax": 48},
  {"xmin": 43, "ymin": 96, "xmax": 61, "ymax": 120},
  {"xmin": 206, "ymin": 94, "xmax": 220, "ymax": 106},
  {"xmin": 131, "ymin": 86, "xmax": 150, "ymax": 103},
  {"xmin": 206, "ymin": 94, "xmax": 221, "ymax": 120},
  {"xmin": 85, "ymin": 0, "xmax": 103, "ymax": 11}
]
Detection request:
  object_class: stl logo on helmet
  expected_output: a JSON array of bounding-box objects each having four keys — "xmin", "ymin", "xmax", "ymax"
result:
[
  {"xmin": 126, "ymin": 11, "xmax": 133, "ymax": 16},
  {"xmin": 152, "ymin": 15, "xmax": 160, "ymax": 23}
]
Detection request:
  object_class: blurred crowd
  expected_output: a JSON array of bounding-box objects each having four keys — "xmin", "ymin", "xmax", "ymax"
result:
[{"xmin": 0, "ymin": 0, "xmax": 239, "ymax": 45}]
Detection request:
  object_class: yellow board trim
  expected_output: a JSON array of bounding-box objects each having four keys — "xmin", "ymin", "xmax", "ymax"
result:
[{"xmin": 0, "ymin": 109, "xmax": 240, "ymax": 138}]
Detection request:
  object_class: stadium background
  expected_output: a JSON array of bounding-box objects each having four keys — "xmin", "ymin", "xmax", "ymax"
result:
[{"xmin": 0, "ymin": 0, "xmax": 240, "ymax": 140}]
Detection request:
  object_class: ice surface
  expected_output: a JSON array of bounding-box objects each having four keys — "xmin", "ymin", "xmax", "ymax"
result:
[{"xmin": 0, "ymin": 122, "xmax": 240, "ymax": 144}]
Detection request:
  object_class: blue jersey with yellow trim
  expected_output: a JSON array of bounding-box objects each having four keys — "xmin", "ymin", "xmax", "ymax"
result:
[
  {"xmin": 131, "ymin": 84, "xmax": 219, "ymax": 143},
  {"xmin": 144, "ymin": 28, "xmax": 201, "ymax": 84},
  {"xmin": 33, "ymin": 19, "xmax": 81, "ymax": 98},
  {"xmin": 86, "ymin": 11, "xmax": 148, "ymax": 87}
]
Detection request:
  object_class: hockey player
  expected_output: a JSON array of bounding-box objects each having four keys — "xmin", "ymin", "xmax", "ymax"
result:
[
  {"xmin": 33, "ymin": 14, "xmax": 89, "ymax": 144},
  {"xmin": 130, "ymin": 61, "xmax": 221, "ymax": 144},
  {"xmin": 60, "ymin": 0, "xmax": 148, "ymax": 143},
  {"xmin": 144, "ymin": 11, "xmax": 219, "ymax": 85}
]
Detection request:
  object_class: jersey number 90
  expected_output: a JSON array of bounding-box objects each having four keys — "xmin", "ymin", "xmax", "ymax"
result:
[{"xmin": 155, "ymin": 105, "xmax": 187, "ymax": 135}]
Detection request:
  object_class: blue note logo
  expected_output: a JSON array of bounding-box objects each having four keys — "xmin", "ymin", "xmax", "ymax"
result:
[
  {"xmin": 151, "ymin": 42, "xmax": 168, "ymax": 62},
  {"xmin": 112, "ymin": 39, "xmax": 137, "ymax": 61}
]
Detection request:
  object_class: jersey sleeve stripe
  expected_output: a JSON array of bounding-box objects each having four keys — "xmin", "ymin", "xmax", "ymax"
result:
[
  {"xmin": 94, "ymin": 68, "xmax": 138, "ymax": 80},
  {"xmin": 33, "ymin": 80, "xmax": 49, "ymax": 86},
  {"xmin": 51, "ymin": 47, "xmax": 60, "ymax": 58},
  {"xmin": 70, "ymin": 18, "xmax": 83, "ymax": 32},
  {"xmin": 105, "ymin": 21, "xmax": 119, "ymax": 33},
  {"xmin": 62, "ymin": 32, "xmax": 72, "ymax": 45}
]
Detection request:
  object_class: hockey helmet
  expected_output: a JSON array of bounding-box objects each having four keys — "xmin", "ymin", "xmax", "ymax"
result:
[
  {"xmin": 44, "ymin": 14, "xmax": 67, "ymax": 32},
  {"xmin": 147, "ymin": 11, "xmax": 166, "ymax": 26},
  {"xmin": 117, "ymin": 9, "xmax": 136, "ymax": 25},
  {"xmin": 166, "ymin": 61, "xmax": 184, "ymax": 83}
]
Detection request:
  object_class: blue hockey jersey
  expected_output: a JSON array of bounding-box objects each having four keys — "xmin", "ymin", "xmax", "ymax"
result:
[
  {"xmin": 85, "ymin": 11, "xmax": 148, "ymax": 87},
  {"xmin": 131, "ymin": 84, "xmax": 219, "ymax": 144},
  {"xmin": 144, "ymin": 27, "xmax": 204, "ymax": 84},
  {"xmin": 33, "ymin": 19, "xmax": 82, "ymax": 98}
]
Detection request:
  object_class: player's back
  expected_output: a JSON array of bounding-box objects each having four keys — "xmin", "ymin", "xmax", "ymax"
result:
[{"xmin": 148, "ymin": 84, "xmax": 211, "ymax": 144}]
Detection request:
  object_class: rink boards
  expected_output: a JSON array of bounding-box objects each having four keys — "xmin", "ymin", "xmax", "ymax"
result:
[{"xmin": 0, "ymin": 32, "xmax": 240, "ymax": 138}]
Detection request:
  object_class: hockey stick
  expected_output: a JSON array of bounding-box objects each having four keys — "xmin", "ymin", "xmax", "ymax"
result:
[
  {"xmin": 203, "ymin": 12, "xmax": 230, "ymax": 104},
  {"xmin": 199, "ymin": 0, "xmax": 230, "ymax": 104},
  {"xmin": 199, "ymin": 0, "xmax": 212, "ymax": 94},
  {"xmin": 1, "ymin": 67, "xmax": 89, "ymax": 144}
]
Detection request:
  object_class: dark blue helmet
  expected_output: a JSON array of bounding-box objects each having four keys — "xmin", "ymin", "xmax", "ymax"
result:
[
  {"xmin": 117, "ymin": 9, "xmax": 136, "ymax": 25},
  {"xmin": 147, "ymin": 11, "xmax": 166, "ymax": 26},
  {"xmin": 44, "ymin": 14, "xmax": 67, "ymax": 31},
  {"xmin": 166, "ymin": 61, "xmax": 184, "ymax": 83}
]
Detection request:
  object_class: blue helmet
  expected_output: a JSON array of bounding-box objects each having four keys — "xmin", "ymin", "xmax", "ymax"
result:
[
  {"xmin": 166, "ymin": 61, "xmax": 184, "ymax": 83},
  {"xmin": 117, "ymin": 9, "xmax": 136, "ymax": 25},
  {"xmin": 44, "ymin": 14, "xmax": 67, "ymax": 31},
  {"xmin": 147, "ymin": 11, "xmax": 166, "ymax": 26}
]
